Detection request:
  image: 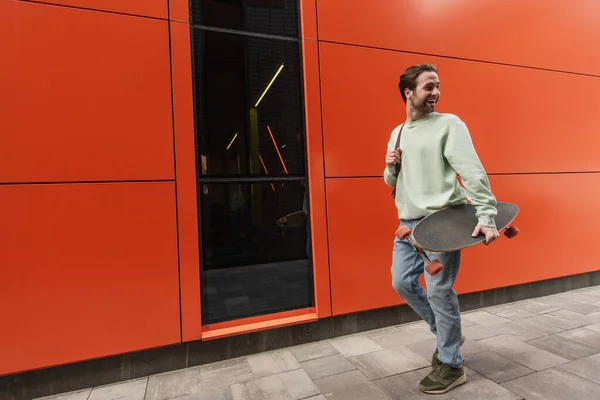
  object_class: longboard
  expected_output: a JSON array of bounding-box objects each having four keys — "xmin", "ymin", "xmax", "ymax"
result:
[
  {"xmin": 395, "ymin": 202, "xmax": 519, "ymax": 275},
  {"xmin": 276, "ymin": 210, "xmax": 306, "ymax": 235}
]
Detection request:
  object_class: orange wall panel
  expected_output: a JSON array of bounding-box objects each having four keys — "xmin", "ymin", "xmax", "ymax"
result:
[
  {"xmin": 25, "ymin": 0, "xmax": 168, "ymax": 18},
  {"xmin": 300, "ymin": 0, "xmax": 317, "ymax": 39},
  {"xmin": 302, "ymin": 39, "xmax": 332, "ymax": 317},
  {"xmin": 2, "ymin": 1, "xmax": 174, "ymax": 183},
  {"xmin": 170, "ymin": 21, "xmax": 202, "ymax": 341},
  {"xmin": 317, "ymin": 0, "xmax": 600, "ymax": 76},
  {"xmin": 454, "ymin": 173, "xmax": 600, "ymax": 295},
  {"xmin": 326, "ymin": 178, "xmax": 403, "ymax": 315},
  {"xmin": 169, "ymin": 0, "xmax": 189, "ymax": 22},
  {"xmin": 319, "ymin": 42, "xmax": 600, "ymax": 177},
  {"xmin": 326, "ymin": 174, "xmax": 600, "ymax": 316},
  {"xmin": 0, "ymin": 182, "xmax": 180, "ymax": 375}
]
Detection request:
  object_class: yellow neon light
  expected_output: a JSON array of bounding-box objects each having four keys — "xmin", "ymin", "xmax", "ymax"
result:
[
  {"xmin": 226, "ymin": 132, "xmax": 238, "ymax": 150},
  {"xmin": 254, "ymin": 64, "xmax": 284, "ymax": 107}
]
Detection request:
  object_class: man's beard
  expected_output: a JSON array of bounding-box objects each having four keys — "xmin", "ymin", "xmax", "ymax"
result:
[{"xmin": 412, "ymin": 96, "xmax": 436, "ymax": 114}]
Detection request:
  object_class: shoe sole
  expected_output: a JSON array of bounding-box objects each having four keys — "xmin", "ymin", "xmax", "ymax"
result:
[{"xmin": 418, "ymin": 374, "xmax": 467, "ymax": 394}]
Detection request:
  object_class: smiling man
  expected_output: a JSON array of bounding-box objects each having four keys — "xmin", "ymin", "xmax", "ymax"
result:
[{"xmin": 383, "ymin": 64, "xmax": 499, "ymax": 394}]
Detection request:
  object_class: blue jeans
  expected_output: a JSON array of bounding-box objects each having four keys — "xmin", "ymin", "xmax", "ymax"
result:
[{"xmin": 391, "ymin": 218, "xmax": 463, "ymax": 368}]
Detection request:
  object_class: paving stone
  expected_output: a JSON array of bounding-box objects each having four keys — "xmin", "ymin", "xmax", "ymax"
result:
[
  {"xmin": 557, "ymin": 327, "xmax": 600, "ymax": 349},
  {"xmin": 485, "ymin": 304, "xmax": 537, "ymax": 320},
  {"xmin": 374, "ymin": 367, "xmax": 520, "ymax": 400},
  {"xmin": 397, "ymin": 321, "xmax": 435, "ymax": 338},
  {"xmin": 587, "ymin": 311, "xmax": 600, "ymax": 321},
  {"xmin": 372, "ymin": 368, "xmax": 439, "ymax": 400},
  {"xmin": 36, "ymin": 390, "xmax": 91, "ymax": 400},
  {"xmin": 303, "ymin": 396, "xmax": 326, "ymax": 400},
  {"xmin": 278, "ymin": 369, "xmax": 320, "ymax": 400},
  {"xmin": 88, "ymin": 378, "xmax": 147, "ymax": 400},
  {"xmin": 231, "ymin": 375, "xmax": 293, "ymax": 400},
  {"xmin": 585, "ymin": 322, "xmax": 600, "ymax": 333},
  {"xmin": 580, "ymin": 288, "xmax": 600, "ymax": 298},
  {"xmin": 288, "ymin": 341, "xmax": 339, "ymax": 363},
  {"xmin": 313, "ymin": 370, "xmax": 389, "ymax": 400},
  {"xmin": 477, "ymin": 335, "xmax": 569, "ymax": 371},
  {"xmin": 549, "ymin": 309, "xmax": 600, "ymax": 325},
  {"xmin": 555, "ymin": 292, "xmax": 600, "ymax": 305},
  {"xmin": 348, "ymin": 346, "xmax": 429, "ymax": 379},
  {"xmin": 301, "ymin": 354, "xmax": 356, "ymax": 380},
  {"xmin": 461, "ymin": 324, "xmax": 502, "ymax": 341},
  {"xmin": 464, "ymin": 351, "xmax": 535, "ymax": 383},
  {"xmin": 366, "ymin": 326, "xmax": 423, "ymax": 348},
  {"xmin": 440, "ymin": 367, "xmax": 522, "ymax": 400},
  {"xmin": 406, "ymin": 337, "xmax": 487, "ymax": 362},
  {"xmin": 533, "ymin": 295, "xmax": 572, "ymax": 309},
  {"xmin": 246, "ymin": 349, "xmax": 301, "ymax": 378},
  {"xmin": 230, "ymin": 371, "xmax": 320, "ymax": 400},
  {"xmin": 502, "ymin": 367, "xmax": 600, "ymax": 400},
  {"xmin": 172, "ymin": 386, "xmax": 233, "ymax": 400},
  {"xmin": 462, "ymin": 311, "xmax": 512, "ymax": 326},
  {"xmin": 530, "ymin": 314, "xmax": 585, "ymax": 330},
  {"xmin": 557, "ymin": 353, "xmax": 600, "ymax": 385},
  {"xmin": 488, "ymin": 321, "xmax": 545, "ymax": 342},
  {"xmin": 509, "ymin": 316, "xmax": 573, "ymax": 336},
  {"xmin": 527, "ymin": 334, "xmax": 600, "ymax": 360},
  {"xmin": 513, "ymin": 299, "xmax": 561, "ymax": 314},
  {"xmin": 328, "ymin": 334, "xmax": 382, "ymax": 357},
  {"xmin": 559, "ymin": 301, "xmax": 600, "ymax": 314},
  {"xmin": 199, "ymin": 357, "xmax": 254, "ymax": 390},
  {"xmin": 146, "ymin": 367, "xmax": 202, "ymax": 400}
]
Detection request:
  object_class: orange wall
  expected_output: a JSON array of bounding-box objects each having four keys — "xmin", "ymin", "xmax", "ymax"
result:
[
  {"xmin": 0, "ymin": 0, "xmax": 200, "ymax": 376},
  {"xmin": 1, "ymin": 0, "xmax": 599, "ymax": 378},
  {"xmin": 311, "ymin": 0, "xmax": 600, "ymax": 315}
]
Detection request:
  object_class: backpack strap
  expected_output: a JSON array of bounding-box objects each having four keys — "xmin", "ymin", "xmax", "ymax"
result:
[
  {"xmin": 394, "ymin": 123, "xmax": 404, "ymax": 176},
  {"xmin": 391, "ymin": 123, "xmax": 405, "ymax": 198}
]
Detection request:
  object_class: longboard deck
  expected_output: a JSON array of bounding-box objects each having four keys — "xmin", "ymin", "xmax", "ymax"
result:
[
  {"xmin": 411, "ymin": 202, "xmax": 519, "ymax": 252},
  {"xmin": 276, "ymin": 210, "xmax": 306, "ymax": 228}
]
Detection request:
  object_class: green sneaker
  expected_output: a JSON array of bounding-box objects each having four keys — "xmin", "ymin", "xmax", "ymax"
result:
[
  {"xmin": 419, "ymin": 363, "xmax": 467, "ymax": 394},
  {"xmin": 432, "ymin": 334, "xmax": 466, "ymax": 367}
]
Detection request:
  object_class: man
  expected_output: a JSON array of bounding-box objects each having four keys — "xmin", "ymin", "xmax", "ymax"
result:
[{"xmin": 383, "ymin": 64, "xmax": 499, "ymax": 394}]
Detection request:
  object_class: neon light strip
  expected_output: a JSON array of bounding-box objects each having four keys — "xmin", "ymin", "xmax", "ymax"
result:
[
  {"xmin": 254, "ymin": 64, "xmax": 284, "ymax": 107},
  {"xmin": 259, "ymin": 154, "xmax": 276, "ymax": 191},
  {"xmin": 226, "ymin": 133, "xmax": 238, "ymax": 150},
  {"xmin": 267, "ymin": 125, "xmax": 288, "ymax": 174}
]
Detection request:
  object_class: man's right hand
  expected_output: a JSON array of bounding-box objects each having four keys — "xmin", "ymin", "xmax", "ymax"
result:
[{"xmin": 386, "ymin": 149, "xmax": 401, "ymax": 168}]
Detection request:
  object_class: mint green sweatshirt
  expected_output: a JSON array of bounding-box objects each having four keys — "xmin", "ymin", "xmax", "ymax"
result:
[{"xmin": 383, "ymin": 112, "xmax": 497, "ymax": 227}]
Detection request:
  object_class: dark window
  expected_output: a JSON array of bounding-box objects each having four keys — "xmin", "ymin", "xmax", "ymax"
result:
[
  {"xmin": 190, "ymin": 0, "xmax": 313, "ymax": 325},
  {"xmin": 191, "ymin": 0, "xmax": 299, "ymax": 38},
  {"xmin": 193, "ymin": 30, "xmax": 305, "ymax": 178},
  {"xmin": 199, "ymin": 181, "xmax": 312, "ymax": 323}
]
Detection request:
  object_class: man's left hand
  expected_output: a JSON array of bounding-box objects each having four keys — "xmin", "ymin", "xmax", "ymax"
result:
[{"xmin": 472, "ymin": 225, "xmax": 500, "ymax": 245}]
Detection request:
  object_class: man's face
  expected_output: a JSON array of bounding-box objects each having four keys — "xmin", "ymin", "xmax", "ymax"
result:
[{"xmin": 407, "ymin": 71, "xmax": 440, "ymax": 114}]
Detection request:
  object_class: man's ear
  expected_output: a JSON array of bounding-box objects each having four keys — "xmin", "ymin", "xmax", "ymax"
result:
[{"xmin": 404, "ymin": 88, "xmax": 412, "ymax": 100}]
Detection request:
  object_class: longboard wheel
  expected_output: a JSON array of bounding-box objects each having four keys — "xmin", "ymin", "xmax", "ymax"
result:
[
  {"xmin": 504, "ymin": 226, "xmax": 519, "ymax": 238},
  {"xmin": 425, "ymin": 260, "xmax": 443, "ymax": 276},
  {"xmin": 395, "ymin": 225, "xmax": 412, "ymax": 240}
]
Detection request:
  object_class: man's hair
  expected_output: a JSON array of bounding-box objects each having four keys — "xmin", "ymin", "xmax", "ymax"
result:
[{"xmin": 398, "ymin": 64, "xmax": 438, "ymax": 103}]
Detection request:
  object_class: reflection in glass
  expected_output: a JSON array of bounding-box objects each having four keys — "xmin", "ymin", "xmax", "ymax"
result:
[
  {"xmin": 193, "ymin": 29, "xmax": 305, "ymax": 178},
  {"xmin": 200, "ymin": 181, "xmax": 313, "ymax": 324},
  {"xmin": 191, "ymin": 4, "xmax": 312, "ymax": 325},
  {"xmin": 191, "ymin": 0, "xmax": 299, "ymax": 38}
]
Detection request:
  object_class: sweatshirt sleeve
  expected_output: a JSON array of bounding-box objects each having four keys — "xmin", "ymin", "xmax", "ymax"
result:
[
  {"xmin": 383, "ymin": 127, "xmax": 400, "ymax": 187},
  {"xmin": 443, "ymin": 120, "xmax": 498, "ymax": 227}
]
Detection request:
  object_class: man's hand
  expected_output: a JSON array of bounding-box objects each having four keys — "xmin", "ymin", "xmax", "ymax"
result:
[
  {"xmin": 472, "ymin": 225, "xmax": 500, "ymax": 245},
  {"xmin": 386, "ymin": 149, "xmax": 401, "ymax": 168}
]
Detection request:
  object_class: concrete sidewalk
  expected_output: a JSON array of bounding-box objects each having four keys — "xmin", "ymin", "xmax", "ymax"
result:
[{"xmin": 39, "ymin": 286, "xmax": 600, "ymax": 400}]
